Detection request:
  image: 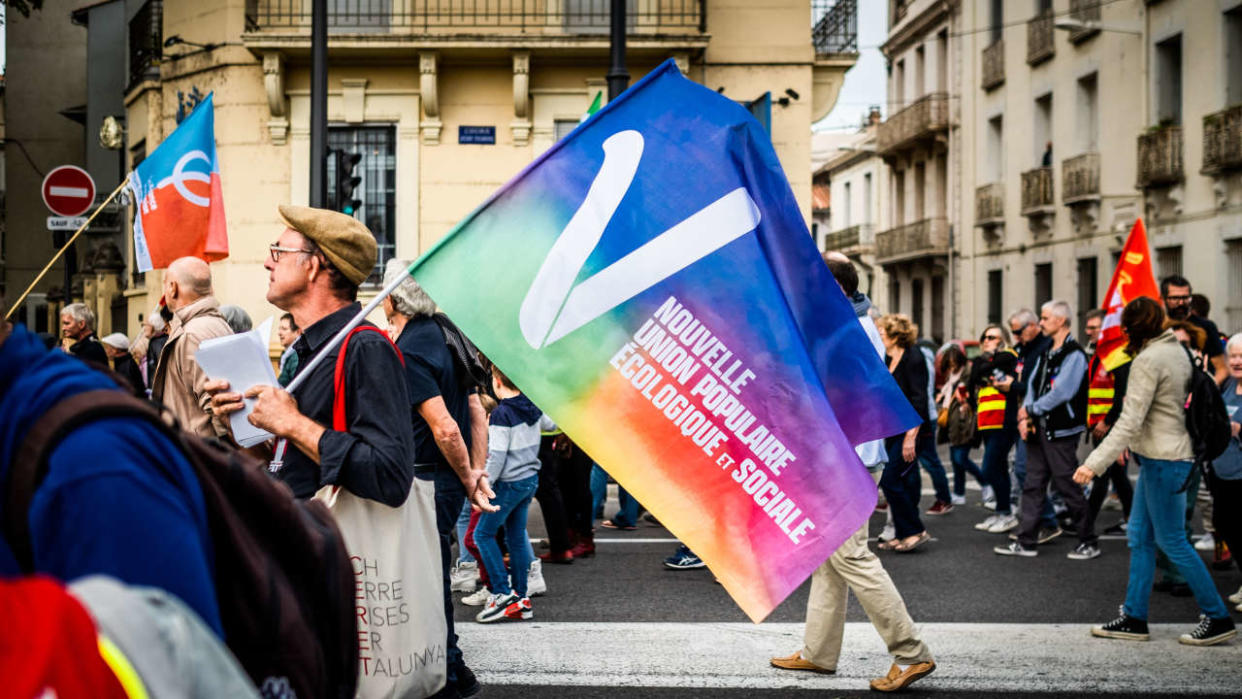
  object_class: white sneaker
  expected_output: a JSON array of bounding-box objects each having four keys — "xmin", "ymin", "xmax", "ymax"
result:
[
  {"xmin": 987, "ymin": 514, "xmax": 1020, "ymax": 534},
  {"xmin": 1228, "ymin": 585, "xmax": 1242, "ymax": 605},
  {"xmin": 1193, "ymin": 533, "xmax": 1215, "ymax": 552},
  {"xmin": 526, "ymin": 558, "xmax": 547, "ymax": 597},
  {"xmin": 951, "ymin": 494, "xmax": 967, "ymax": 506},
  {"xmin": 879, "ymin": 523, "xmax": 896, "ymax": 542},
  {"xmin": 450, "ymin": 561, "xmax": 479, "ymax": 593},
  {"xmin": 974, "ymin": 515, "xmax": 999, "ymax": 531},
  {"xmin": 461, "ymin": 587, "xmax": 492, "ymax": 606},
  {"xmin": 981, "ymin": 485, "xmax": 995, "ymax": 503},
  {"xmin": 475, "ymin": 592, "xmax": 519, "ymax": 623}
]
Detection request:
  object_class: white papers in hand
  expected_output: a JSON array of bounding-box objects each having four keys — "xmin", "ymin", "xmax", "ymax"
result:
[{"xmin": 196, "ymin": 316, "xmax": 278, "ymax": 448}]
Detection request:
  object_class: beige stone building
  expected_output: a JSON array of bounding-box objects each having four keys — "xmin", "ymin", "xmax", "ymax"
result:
[
  {"xmin": 954, "ymin": 0, "xmax": 1242, "ymax": 339},
  {"xmin": 815, "ymin": 115, "xmax": 890, "ymax": 299},
  {"xmin": 107, "ymin": 0, "xmax": 860, "ymax": 336},
  {"xmin": 875, "ymin": 0, "xmax": 1242, "ymax": 343},
  {"xmin": 877, "ymin": 0, "xmax": 957, "ymax": 343}
]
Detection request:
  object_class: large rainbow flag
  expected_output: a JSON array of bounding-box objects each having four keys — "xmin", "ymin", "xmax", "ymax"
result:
[
  {"xmin": 410, "ymin": 60, "xmax": 919, "ymax": 621},
  {"xmin": 1097, "ymin": 218, "xmax": 1160, "ymax": 371}
]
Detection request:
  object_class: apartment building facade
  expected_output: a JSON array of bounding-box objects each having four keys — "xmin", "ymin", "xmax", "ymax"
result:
[
  {"xmin": 5, "ymin": 0, "xmax": 861, "ymax": 338},
  {"xmin": 816, "ymin": 120, "xmax": 890, "ymax": 299},
  {"xmin": 878, "ymin": 0, "xmax": 957, "ymax": 343},
  {"xmin": 110, "ymin": 0, "xmax": 861, "ymax": 334},
  {"xmin": 955, "ymin": 0, "xmax": 1242, "ymax": 338}
]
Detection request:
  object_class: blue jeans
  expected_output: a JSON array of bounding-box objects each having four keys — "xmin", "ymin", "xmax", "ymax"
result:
[
  {"xmin": 424, "ymin": 467, "xmax": 468, "ymax": 685},
  {"xmin": 1123, "ymin": 457, "xmax": 1230, "ymax": 621},
  {"xmin": 981, "ymin": 430, "xmax": 1015, "ymax": 515},
  {"xmin": 475, "ymin": 475, "xmax": 539, "ymax": 598},
  {"xmin": 611, "ymin": 486, "xmax": 641, "ymax": 527},
  {"xmin": 590, "ymin": 462, "xmax": 608, "ymax": 520},
  {"xmin": 917, "ymin": 426, "xmax": 952, "ymax": 503},
  {"xmin": 1014, "ymin": 438, "xmax": 1057, "ymax": 527},
  {"xmin": 881, "ymin": 437, "xmax": 925, "ymax": 539},
  {"xmin": 455, "ymin": 500, "xmax": 475, "ymax": 564},
  {"xmin": 949, "ymin": 445, "xmax": 985, "ymax": 497}
]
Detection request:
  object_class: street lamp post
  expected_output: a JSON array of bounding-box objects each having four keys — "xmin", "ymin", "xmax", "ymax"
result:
[
  {"xmin": 607, "ymin": 0, "xmax": 630, "ymax": 101},
  {"xmin": 310, "ymin": 0, "xmax": 328, "ymax": 207}
]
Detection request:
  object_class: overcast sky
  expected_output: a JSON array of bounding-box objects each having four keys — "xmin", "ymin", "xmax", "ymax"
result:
[{"xmin": 813, "ymin": 0, "xmax": 888, "ymax": 132}]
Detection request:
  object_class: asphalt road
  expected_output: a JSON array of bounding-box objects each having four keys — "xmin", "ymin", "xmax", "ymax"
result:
[{"xmin": 451, "ymin": 466, "xmax": 1242, "ymax": 696}]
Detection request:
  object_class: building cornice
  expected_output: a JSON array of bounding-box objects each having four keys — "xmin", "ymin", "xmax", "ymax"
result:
[{"xmin": 882, "ymin": 0, "xmax": 954, "ymax": 58}]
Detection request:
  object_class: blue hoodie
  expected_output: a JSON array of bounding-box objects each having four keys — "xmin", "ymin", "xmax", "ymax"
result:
[{"xmin": 0, "ymin": 324, "xmax": 222, "ymax": 636}]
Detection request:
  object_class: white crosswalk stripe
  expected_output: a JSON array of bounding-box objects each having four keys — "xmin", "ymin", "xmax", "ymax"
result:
[{"xmin": 459, "ymin": 621, "xmax": 1241, "ymax": 694}]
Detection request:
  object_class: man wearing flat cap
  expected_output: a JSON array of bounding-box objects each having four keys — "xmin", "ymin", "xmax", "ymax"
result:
[{"xmin": 207, "ymin": 206, "xmax": 416, "ymax": 506}]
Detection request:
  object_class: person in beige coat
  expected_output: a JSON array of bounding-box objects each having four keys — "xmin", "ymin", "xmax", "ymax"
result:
[
  {"xmin": 1074, "ymin": 297, "xmax": 1236, "ymax": 646},
  {"xmin": 150, "ymin": 257, "xmax": 233, "ymax": 438}
]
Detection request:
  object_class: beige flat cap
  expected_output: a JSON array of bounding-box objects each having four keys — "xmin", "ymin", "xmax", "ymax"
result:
[{"xmin": 278, "ymin": 205, "xmax": 377, "ymax": 286}]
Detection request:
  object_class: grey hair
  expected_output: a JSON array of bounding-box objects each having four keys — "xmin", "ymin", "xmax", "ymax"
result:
[
  {"xmin": 1041, "ymin": 299, "xmax": 1072, "ymax": 320},
  {"xmin": 219, "ymin": 305, "xmax": 253, "ymax": 334},
  {"xmin": 61, "ymin": 302, "xmax": 96, "ymax": 331},
  {"xmin": 1007, "ymin": 308, "xmax": 1037, "ymax": 328},
  {"xmin": 383, "ymin": 259, "xmax": 437, "ymax": 319},
  {"xmin": 1227, "ymin": 333, "xmax": 1242, "ymax": 354},
  {"xmin": 147, "ymin": 307, "xmax": 166, "ymax": 333}
]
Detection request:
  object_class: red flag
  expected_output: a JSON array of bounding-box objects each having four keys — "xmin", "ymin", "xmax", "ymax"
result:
[{"xmin": 1097, "ymin": 218, "xmax": 1160, "ymax": 370}]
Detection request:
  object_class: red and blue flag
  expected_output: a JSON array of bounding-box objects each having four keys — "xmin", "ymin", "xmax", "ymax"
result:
[{"xmin": 129, "ymin": 93, "xmax": 228, "ymax": 271}]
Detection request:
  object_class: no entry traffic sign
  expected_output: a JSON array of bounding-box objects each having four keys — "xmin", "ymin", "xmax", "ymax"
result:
[{"xmin": 42, "ymin": 165, "xmax": 96, "ymax": 217}]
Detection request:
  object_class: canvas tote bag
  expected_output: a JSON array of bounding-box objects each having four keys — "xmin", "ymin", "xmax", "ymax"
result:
[{"xmin": 315, "ymin": 326, "xmax": 448, "ymax": 698}]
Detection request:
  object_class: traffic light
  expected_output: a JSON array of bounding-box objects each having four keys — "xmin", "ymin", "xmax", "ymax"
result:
[{"xmin": 331, "ymin": 149, "xmax": 362, "ymax": 216}]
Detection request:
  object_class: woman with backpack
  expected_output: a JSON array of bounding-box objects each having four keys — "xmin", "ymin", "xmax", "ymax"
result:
[
  {"xmin": 937, "ymin": 345, "xmax": 986, "ymax": 506},
  {"xmin": 1074, "ymin": 297, "xmax": 1236, "ymax": 646}
]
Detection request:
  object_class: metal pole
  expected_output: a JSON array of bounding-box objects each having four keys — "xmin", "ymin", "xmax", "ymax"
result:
[
  {"xmin": 310, "ymin": 0, "xmax": 328, "ymax": 207},
  {"xmin": 606, "ymin": 0, "xmax": 629, "ymax": 101}
]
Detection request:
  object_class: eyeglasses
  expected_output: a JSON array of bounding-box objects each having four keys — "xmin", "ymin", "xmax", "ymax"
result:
[
  {"xmin": 983, "ymin": 334, "xmax": 1003, "ymax": 342},
  {"xmin": 1164, "ymin": 294, "xmax": 1191, "ymax": 303},
  {"xmin": 269, "ymin": 244, "xmax": 314, "ymax": 263}
]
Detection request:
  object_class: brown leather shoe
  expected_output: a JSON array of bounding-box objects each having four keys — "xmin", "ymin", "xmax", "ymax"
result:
[
  {"xmin": 869, "ymin": 660, "xmax": 935, "ymax": 692},
  {"xmin": 769, "ymin": 650, "xmax": 834, "ymax": 674}
]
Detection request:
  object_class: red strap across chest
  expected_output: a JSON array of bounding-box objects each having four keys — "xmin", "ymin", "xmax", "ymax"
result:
[{"xmin": 332, "ymin": 326, "xmax": 404, "ymax": 432}]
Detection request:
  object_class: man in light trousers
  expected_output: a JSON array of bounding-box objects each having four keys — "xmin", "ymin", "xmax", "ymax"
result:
[{"xmin": 770, "ymin": 253, "xmax": 935, "ymax": 693}]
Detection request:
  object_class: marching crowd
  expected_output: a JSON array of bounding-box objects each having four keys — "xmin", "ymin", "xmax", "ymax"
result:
[{"xmin": 1, "ymin": 204, "xmax": 1240, "ymax": 697}]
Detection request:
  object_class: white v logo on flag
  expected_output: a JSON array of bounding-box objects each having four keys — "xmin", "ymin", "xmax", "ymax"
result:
[{"xmin": 519, "ymin": 130, "xmax": 762, "ymax": 349}]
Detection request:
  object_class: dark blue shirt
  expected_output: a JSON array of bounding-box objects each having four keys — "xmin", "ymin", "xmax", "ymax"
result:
[
  {"xmin": 393, "ymin": 316, "xmax": 472, "ymax": 470},
  {"xmin": 0, "ymin": 324, "xmax": 222, "ymax": 636}
]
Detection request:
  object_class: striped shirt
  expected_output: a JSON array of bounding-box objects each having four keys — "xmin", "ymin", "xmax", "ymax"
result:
[{"xmin": 485, "ymin": 394, "xmax": 558, "ymax": 483}]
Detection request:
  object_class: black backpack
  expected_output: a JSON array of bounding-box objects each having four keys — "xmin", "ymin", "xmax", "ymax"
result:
[
  {"xmin": 433, "ymin": 311, "xmax": 490, "ymax": 392},
  {"xmin": 1182, "ymin": 346, "xmax": 1232, "ymax": 472},
  {"xmin": 3, "ymin": 390, "xmax": 359, "ymax": 699}
]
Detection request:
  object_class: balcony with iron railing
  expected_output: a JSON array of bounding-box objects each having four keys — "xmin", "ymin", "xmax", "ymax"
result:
[
  {"xmin": 1021, "ymin": 167, "xmax": 1054, "ymax": 214},
  {"xmin": 244, "ymin": 0, "xmax": 705, "ymax": 37},
  {"xmin": 876, "ymin": 92, "xmax": 949, "ymax": 156},
  {"xmin": 875, "ymin": 217, "xmax": 949, "ymax": 265},
  {"xmin": 813, "ymin": 0, "xmax": 858, "ymax": 56},
  {"xmin": 975, "ymin": 183, "xmax": 1004, "ymax": 227},
  {"xmin": 1202, "ymin": 105, "xmax": 1242, "ymax": 175},
  {"xmin": 823, "ymin": 223, "xmax": 875, "ymax": 253},
  {"xmin": 1026, "ymin": 11, "xmax": 1054, "ymax": 66},
  {"xmin": 1068, "ymin": 0, "xmax": 1100, "ymax": 43},
  {"xmin": 1137, "ymin": 126, "xmax": 1184, "ymax": 188},
  {"xmin": 1062, "ymin": 152, "xmax": 1099, "ymax": 203},
  {"xmin": 982, "ymin": 39, "xmax": 1004, "ymax": 91}
]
